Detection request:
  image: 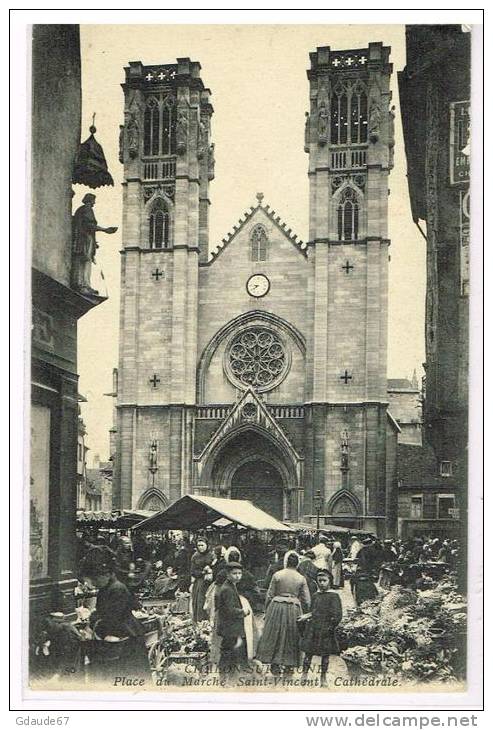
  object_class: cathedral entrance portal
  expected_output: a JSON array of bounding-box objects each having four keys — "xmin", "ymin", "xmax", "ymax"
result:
[
  {"xmin": 209, "ymin": 428, "xmax": 295, "ymax": 521},
  {"xmin": 231, "ymin": 460, "xmax": 284, "ymax": 520}
]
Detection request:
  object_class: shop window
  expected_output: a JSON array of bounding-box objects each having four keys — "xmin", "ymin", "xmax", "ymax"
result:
[
  {"xmin": 250, "ymin": 225, "xmax": 268, "ymax": 262},
  {"xmin": 410, "ymin": 495, "xmax": 423, "ymax": 519},
  {"xmin": 440, "ymin": 460, "xmax": 453, "ymax": 477},
  {"xmin": 437, "ymin": 494, "xmax": 456, "ymax": 519}
]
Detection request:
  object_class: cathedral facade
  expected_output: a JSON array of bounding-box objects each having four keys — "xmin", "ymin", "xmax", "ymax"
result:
[{"xmin": 113, "ymin": 44, "xmax": 398, "ymax": 535}]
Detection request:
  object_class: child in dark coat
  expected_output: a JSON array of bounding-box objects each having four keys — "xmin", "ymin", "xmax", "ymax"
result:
[{"xmin": 300, "ymin": 569, "xmax": 343, "ymax": 687}]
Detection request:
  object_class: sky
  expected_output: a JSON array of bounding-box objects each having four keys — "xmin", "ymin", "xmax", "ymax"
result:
[{"xmin": 76, "ymin": 24, "xmax": 426, "ymax": 461}]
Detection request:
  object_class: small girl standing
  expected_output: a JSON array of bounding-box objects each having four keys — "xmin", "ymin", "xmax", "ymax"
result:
[{"xmin": 300, "ymin": 569, "xmax": 343, "ymax": 688}]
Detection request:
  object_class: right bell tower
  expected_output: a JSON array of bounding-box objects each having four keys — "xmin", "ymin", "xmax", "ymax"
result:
[{"xmin": 304, "ymin": 43, "xmax": 395, "ymax": 534}]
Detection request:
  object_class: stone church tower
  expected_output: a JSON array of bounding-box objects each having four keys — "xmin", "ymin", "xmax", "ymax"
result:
[{"xmin": 114, "ymin": 45, "xmax": 398, "ymax": 535}]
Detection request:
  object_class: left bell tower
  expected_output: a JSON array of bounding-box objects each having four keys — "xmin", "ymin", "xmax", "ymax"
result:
[{"xmin": 115, "ymin": 59, "xmax": 214, "ymax": 509}]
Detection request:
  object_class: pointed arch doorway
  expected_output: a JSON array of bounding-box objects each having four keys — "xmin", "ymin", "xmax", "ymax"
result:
[
  {"xmin": 231, "ymin": 459, "xmax": 284, "ymax": 520},
  {"xmin": 208, "ymin": 428, "xmax": 296, "ymax": 521}
]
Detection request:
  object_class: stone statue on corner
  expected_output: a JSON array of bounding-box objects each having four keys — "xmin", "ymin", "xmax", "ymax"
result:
[
  {"xmin": 369, "ymin": 100, "xmax": 381, "ymax": 142},
  {"xmin": 72, "ymin": 193, "xmax": 117, "ymax": 294},
  {"xmin": 317, "ymin": 103, "xmax": 328, "ymax": 145},
  {"xmin": 207, "ymin": 142, "xmax": 215, "ymax": 180}
]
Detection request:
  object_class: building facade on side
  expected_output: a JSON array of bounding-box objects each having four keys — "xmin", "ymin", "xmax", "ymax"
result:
[
  {"xmin": 387, "ymin": 375, "xmax": 461, "ymax": 538},
  {"xmin": 398, "ymin": 25, "xmax": 470, "ymax": 545},
  {"xmin": 30, "ymin": 25, "xmax": 109, "ymax": 635},
  {"xmin": 113, "ymin": 45, "xmax": 399, "ymax": 536}
]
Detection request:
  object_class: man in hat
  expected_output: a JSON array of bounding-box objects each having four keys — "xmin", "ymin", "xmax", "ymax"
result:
[
  {"xmin": 355, "ymin": 536, "xmax": 376, "ymax": 574},
  {"xmin": 216, "ymin": 562, "xmax": 250, "ymax": 684},
  {"xmin": 382, "ymin": 539, "xmax": 398, "ymax": 564},
  {"xmin": 72, "ymin": 193, "xmax": 117, "ymax": 293}
]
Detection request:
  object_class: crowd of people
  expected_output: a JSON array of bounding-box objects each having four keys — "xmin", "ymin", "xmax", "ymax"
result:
[{"xmin": 67, "ymin": 527, "xmax": 461, "ymax": 687}]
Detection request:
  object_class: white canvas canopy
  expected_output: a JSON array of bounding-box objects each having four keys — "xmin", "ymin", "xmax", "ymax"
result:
[{"xmin": 131, "ymin": 494, "xmax": 293, "ymax": 533}]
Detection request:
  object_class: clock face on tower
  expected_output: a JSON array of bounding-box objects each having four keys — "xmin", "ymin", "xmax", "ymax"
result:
[{"xmin": 246, "ymin": 273, "xmax": 270, "ymax": 298}]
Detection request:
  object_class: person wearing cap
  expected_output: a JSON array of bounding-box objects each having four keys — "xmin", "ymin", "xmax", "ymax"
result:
[
  {"xmin": 205, "ymin": 547, "xmax": 257, "ymax": 666},
  {"xmin": 215, "ymin": 562, "xmax": 250, "ymax": 684},
  {"xmin": 350, "ymin": 537, "xmax": 379, "ymax": 606},
  {"xmin": 355, "ymin": 536, "xmax": 376, "ymax": 573},
  {"xmin": 80, "ymin": 546, "xmax": 150, "ymax": 683},
  {"xmin": 382, "ymin": 539, "xmax": 397, "ymax": 563},
  {"xmin": 154, "ymin": 566, "xmax": 179, "ymax": 599},
  {"xmin": 300, "ymin": 569, "xmax": 343, "ymax": 687}
]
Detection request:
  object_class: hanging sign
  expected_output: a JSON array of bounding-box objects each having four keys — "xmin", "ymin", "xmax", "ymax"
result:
[{"xmin": 449, "ymin": 101, "xmax": 470, "ymax": 185}]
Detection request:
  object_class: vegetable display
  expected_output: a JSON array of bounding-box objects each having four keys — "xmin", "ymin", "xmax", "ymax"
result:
[{"xmin": 338, "ymin": 576, "xmax": 466, "ymax": 683}]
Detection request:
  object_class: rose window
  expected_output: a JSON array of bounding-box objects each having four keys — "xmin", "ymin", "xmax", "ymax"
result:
[{"xmin": 227, "ymin": 328, "xmax": 288, "ymax": 390}]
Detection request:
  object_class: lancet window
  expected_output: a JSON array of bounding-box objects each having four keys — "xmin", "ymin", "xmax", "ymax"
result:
[
  {"xmin": 149, "ymin": 199, "xmax": 170, "ymax": 249},
  {"xmin": 337, "ymin": 188, "xmax": 360, "ymax": 241},
  {"xmin": 250, "ymin": 225, "xmax": 268, "ymax": 262},
  {"xmin": 330, "ymin": 81, "xmax": 368, "ymax": 146},
  {"xmin": 144, "ymin": 95, "xmax": 176, "ymax": 157}
]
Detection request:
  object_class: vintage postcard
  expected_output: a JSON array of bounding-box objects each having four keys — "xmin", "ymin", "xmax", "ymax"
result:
[{"xmin": 15, "ymin": 16, "xmax": 483, "ymax": 709}]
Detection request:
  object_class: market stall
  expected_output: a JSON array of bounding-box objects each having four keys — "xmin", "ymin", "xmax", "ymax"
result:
[
  {"xmin": 284, "ymin": 521, "xmax": 371, "ymax": 535},
  {"xmin": 129, "ymin": 496, "xmax": 293, "ymax": 678},
  {"xmin": 76, "ymin": 509, "xmax": 156, "ymax": 529},
  {"xmin": 337, "ymin": 575, "xmax": 467, "ymax": 684},
  {"xmin": 76, "ymin": 509, "xmax": 120, "ymax": 524},
  {"xmin": 131, "ymin": 494, "xmax": 295, "ymax": 533}
]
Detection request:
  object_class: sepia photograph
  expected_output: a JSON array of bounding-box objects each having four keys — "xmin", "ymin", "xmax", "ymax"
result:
[{"xmin": 16, "ymin": 15, "xmax": 482, "ymax": 708}]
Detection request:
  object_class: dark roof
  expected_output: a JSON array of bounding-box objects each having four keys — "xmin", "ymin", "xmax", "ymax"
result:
[
  {"xmin": 85, "ymin": 467, "xmax": 112, "ymax": 496},
  {"xmin": 397, "ymin": 443, "xmax": 454, "ymax": 488}
]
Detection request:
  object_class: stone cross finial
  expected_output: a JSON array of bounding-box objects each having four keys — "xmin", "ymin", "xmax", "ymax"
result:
[{"xmin": 256, "ymin": 192, "xmax": 264, "ymax": 205}]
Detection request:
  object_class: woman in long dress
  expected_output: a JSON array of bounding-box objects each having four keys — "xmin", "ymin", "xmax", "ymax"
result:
[
  {"xmin": 256, "ymin": 551, "xmax": 311, "ymax": 674},
  {"xmin": 331, "ymin": 541, "xmax": 344, "ymax": 589},
  {"xmin": 190, "ymin": 537, "xmax": 213, "ymax": 623}
]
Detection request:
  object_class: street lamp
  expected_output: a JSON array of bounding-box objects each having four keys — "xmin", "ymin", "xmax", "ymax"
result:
[{"xmin": 314, "ymin": 489, "xmax": 323, "ymax": 532}]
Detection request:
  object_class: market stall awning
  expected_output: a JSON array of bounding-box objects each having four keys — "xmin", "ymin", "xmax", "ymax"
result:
[
  {"xmin": 285, "ymin": 521, "xmax": 347, "ymax": 533},
  {"xmin": 284, "ymin": 522, "xmax": 375, "ymax": 536},
  {"xmin": 131, "ymin": 495, "xmax": 294, "ymax": 533},
  {"xmin": 117, "ymin": 510, "xmax": 156, "ymax": 528},
  {"xmin": 76, "ymin": 510, "xmax": 120, "ymax": 523}
]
